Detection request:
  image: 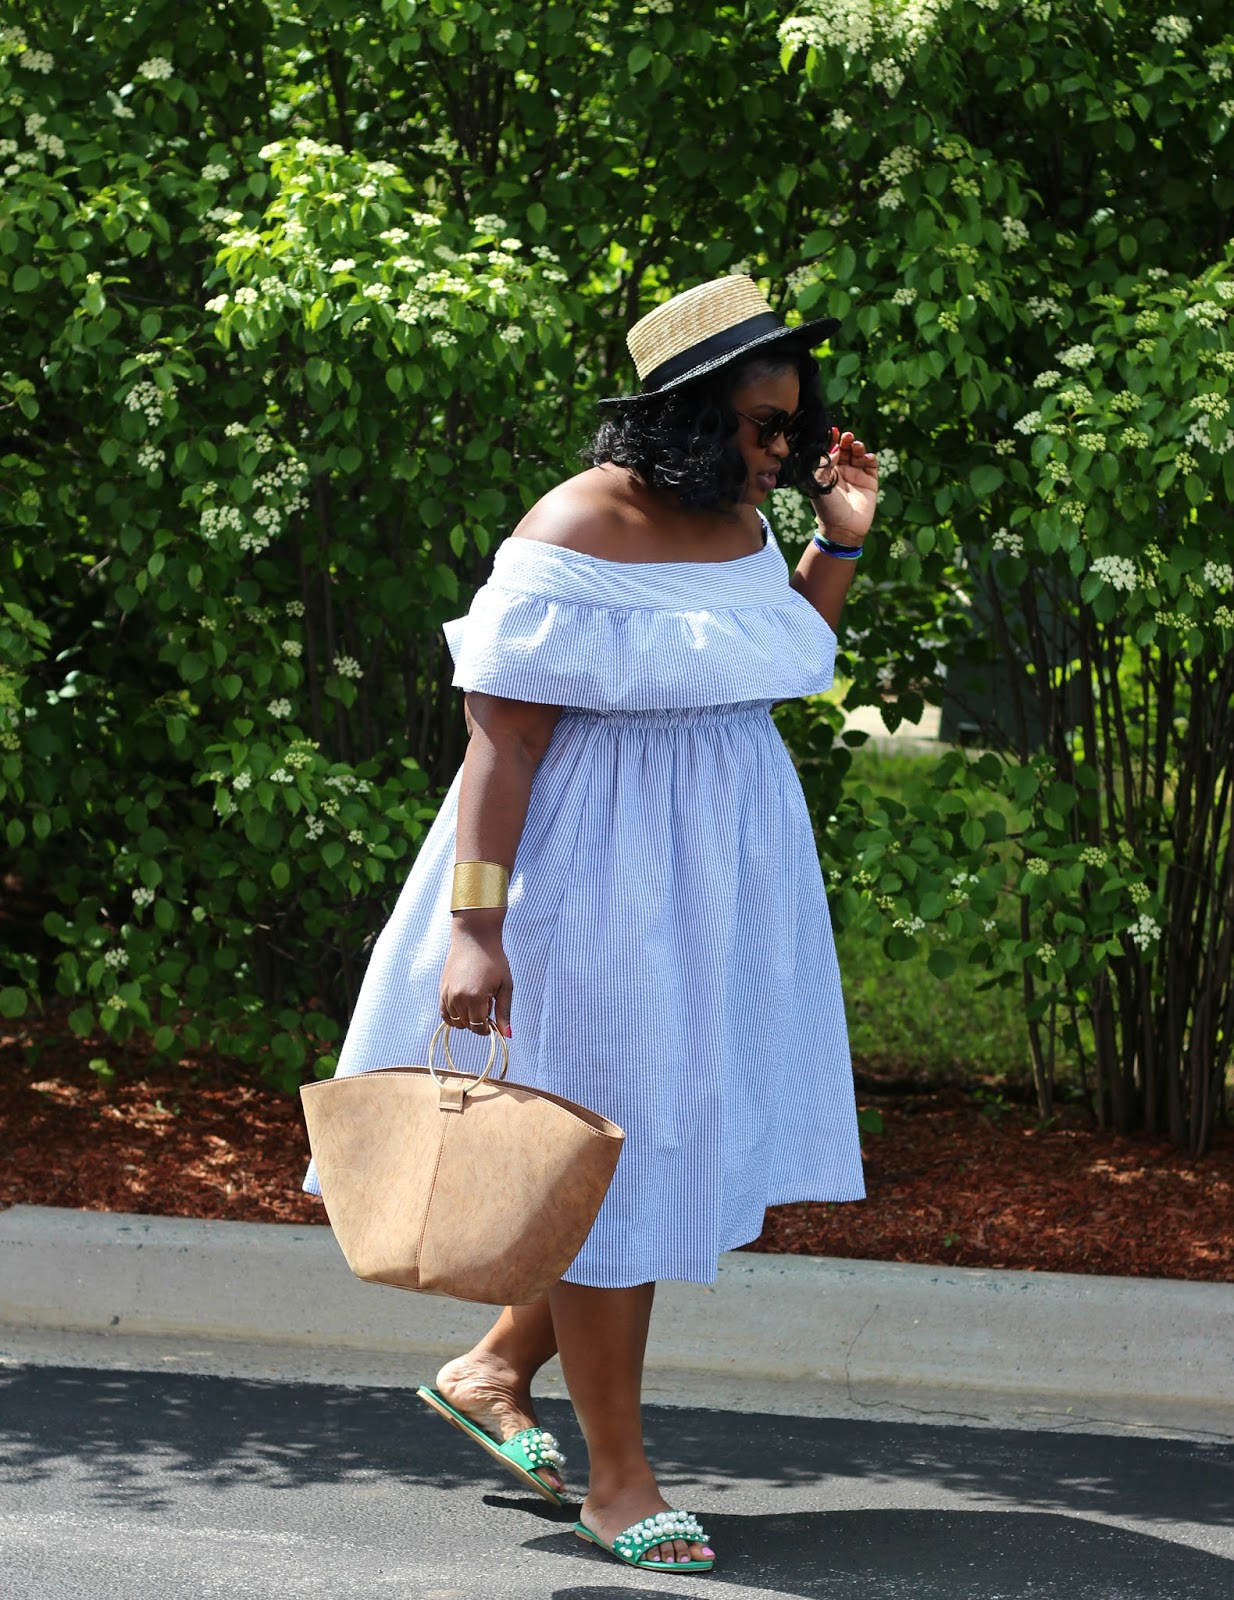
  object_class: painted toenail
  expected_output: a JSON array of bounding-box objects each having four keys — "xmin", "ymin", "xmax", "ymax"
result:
[{"xmin": 702, "ymin": 1546, "xmax": 715, "ymax": 1557}]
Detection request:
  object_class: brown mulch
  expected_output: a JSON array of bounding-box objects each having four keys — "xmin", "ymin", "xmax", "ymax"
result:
[{"xmin": 2, "ymin": 1012, "xmax": 1232, "ymax": 1282}]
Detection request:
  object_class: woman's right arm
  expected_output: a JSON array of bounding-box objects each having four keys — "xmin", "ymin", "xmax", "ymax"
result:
[{"xmin": 440, "ymin": 690, "xmax": 560, "ymax": 1038}]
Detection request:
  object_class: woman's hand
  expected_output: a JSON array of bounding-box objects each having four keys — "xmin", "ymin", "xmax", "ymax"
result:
[
  {"xmin": 440, "ymin": 911, "xmax": 514, "ymax": 1037},
  {"xmin": 814, "ymin": 427, "xmax": 879, "ymax": 545}
]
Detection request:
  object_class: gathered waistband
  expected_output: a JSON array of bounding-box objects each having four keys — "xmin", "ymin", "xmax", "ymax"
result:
[{"xmin": 558, "ymin": 700, "xmax": 775, "ymax": 726}]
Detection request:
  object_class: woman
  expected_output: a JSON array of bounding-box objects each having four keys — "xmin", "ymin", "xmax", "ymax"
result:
[{"xmin": 305, "ymin": 274, "xmax": 878, "ymax": 1574}]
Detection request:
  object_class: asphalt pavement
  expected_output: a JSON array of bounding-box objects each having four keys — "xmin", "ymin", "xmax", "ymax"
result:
[{"xmin": 2, "ymin": 1365, "xmax": 1232, "ymax": 1599}]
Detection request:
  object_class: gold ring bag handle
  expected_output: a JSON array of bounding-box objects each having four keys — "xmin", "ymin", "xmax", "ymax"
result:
[{"xmin": 429, "ymin": 1019, "xmax": 510, "ymax": 1086}]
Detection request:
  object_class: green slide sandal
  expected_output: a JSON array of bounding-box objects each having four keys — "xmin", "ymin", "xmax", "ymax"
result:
[
  {"xmin": 415, "ymin": 1385, "xmax": 566, "ymax": 1506},
  {"xmin": 574, "ymin": 1509, "xmax": 714, "ymax": 1572}
]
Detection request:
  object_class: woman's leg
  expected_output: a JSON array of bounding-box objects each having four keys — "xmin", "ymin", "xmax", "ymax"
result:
[
  {"xmin": 435, "ymin": 1298, "xmax": 564, "ymax": 1493},
  {"xmin": 550, "ymin": 1281, "xmax": 712, "ymax": 1566}
]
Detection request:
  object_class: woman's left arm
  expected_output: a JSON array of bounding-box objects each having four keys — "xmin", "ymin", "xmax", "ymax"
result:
[{"xmin": 789, "ymin": 428, "xmax": 879, "ymax": 633}]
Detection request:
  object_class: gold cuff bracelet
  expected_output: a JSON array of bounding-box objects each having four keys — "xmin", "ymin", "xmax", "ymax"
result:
[{"xmin": 451, "ymin": 860, "xmax": 509, "ymax": 911}]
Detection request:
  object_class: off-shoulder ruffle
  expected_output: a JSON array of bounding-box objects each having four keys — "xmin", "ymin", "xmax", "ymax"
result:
[{"xmin": 443, "ymin": 523, "xmax": 836, "ymax": 712}]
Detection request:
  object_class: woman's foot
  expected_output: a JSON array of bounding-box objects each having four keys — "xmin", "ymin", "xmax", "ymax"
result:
[
  {"xmin": 435, "ymin": 1352, "xmax": 565, "ymax": 1495},
  {"xmin": 580, "ymin": 1478, "xmax": 713, "ymax": 1566}
]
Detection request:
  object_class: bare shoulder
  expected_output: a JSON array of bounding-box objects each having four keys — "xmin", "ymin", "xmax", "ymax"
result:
[{"xmin": 510, "ymin": 467, "xmax": 636, "ymax": 560}]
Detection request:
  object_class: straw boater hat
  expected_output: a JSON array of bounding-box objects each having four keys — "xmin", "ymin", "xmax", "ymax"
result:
[{"xmin": 600, "ymin": 273, "xmax": 840, "ymax": 406}]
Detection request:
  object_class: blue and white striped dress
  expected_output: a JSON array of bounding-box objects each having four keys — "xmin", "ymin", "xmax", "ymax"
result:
[{"xmin": 304, "ymin": 517, "xmax": 866, "ymax": 1287}]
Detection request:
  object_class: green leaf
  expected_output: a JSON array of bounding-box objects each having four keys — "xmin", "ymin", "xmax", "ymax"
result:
[
  {"xmin": 628, "ymin": 44, "xmax": 653, "ymax": 73},
  {"xmin": 527, "ymin": 200, "xmax": 547, "ymax": 233},
  {"xmin": 927, "ymin": 949, "xmax": 958, "ymax": 980},
  {"xmin": 13, "ymin": 264, "xmax": 42, "ymax": 294},
  {"xmin": 969, "ymin": 465, "xmax": 1005, "ymax": 498},
  {"xmin": 271, "ymin": 860, "xmax": 291, "ymax": 889},
  {"xmin": 0, "ymin": 987, "xmax": 27, "ymax": 1018},
  {"xmin": 321, "ymin": 840, "xmax": 346, "ymax": 869}
]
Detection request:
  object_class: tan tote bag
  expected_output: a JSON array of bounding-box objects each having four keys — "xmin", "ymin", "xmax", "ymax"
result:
[{"xmin": 301, "ymin": 1021, "xmax": 624, "ymax": 1306}]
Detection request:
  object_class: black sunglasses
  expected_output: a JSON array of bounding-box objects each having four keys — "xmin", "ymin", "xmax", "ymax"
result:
[{"xmin": 733, "ymin": 408, "xmax": 805, "ymax": 449}]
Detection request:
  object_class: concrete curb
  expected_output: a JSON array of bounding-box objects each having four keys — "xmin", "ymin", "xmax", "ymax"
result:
[{"xmin": 3, "ymin": 1205, "xmax": 1232, "ymax": 1433}]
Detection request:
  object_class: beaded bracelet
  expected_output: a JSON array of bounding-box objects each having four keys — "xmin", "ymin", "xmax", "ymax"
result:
[{"xmin": 813, "ymin": 531, "xmax": 864, "ymax": 560}]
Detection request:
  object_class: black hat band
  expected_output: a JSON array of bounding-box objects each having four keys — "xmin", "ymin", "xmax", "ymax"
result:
[{"xmin": 638, "ymin": 310, "xmax": 790, "ymax": 393}]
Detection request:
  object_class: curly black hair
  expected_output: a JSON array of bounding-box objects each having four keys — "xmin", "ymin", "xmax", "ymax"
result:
[{"xmin": 587, "ymin": 339, "xmax": 831, "ymax": 512}]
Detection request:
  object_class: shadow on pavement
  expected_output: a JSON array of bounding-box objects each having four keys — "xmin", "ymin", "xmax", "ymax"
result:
[
  {"xmin": 2, "ymin": 1366, "xmax": 1232, "ymax": 1600},
  {"xmin": 537, "ymin": 1511, "xmax": 1234, "ymax": 1598}
]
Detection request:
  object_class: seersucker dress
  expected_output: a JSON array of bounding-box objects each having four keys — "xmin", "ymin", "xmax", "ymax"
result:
[{"xmin": 303, "ymin": 514, "xmax": 866, "ymax": 1287}]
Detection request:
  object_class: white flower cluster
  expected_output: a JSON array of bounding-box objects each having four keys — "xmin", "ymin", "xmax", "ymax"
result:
[
  {"xmin": 1059, "ymin": 343, "xmax": 1096, "ymax": 369},
  {"xmin": 1151, "ymin": 15, "xmax": 1191, "ymax": 46},
  {"xmin": 1036, "ymin": 943, "xmax": 1055, "ymax": 963},
  {"xmin": 1110, "ymin": 390, "xmax": 1143, "ymax": 412},
  {"xmin": 285, "ymin": 599, "xmax": 305, "ymax": 617},
  {"xmin": 306, "ymin": 816, "xmax": 325, "ymax": 841},
  {"xmin": 870, "ymin": 60, "xmax": 904, "ymax": 96},
  {"xmin": 992, "ymin": 527, "xmax": 1024, "ymax": 556},
  {"xmin": 831, "ymin": 110, "xmax": 853, "ymax": 132},
  {"xmin": 1033, "ymin": 370, "xmax": 1060, "ymax": 389},
  {"xmin": 878, "ymin": 145, "xmax": 918, "ymax": 183},
  {"xmin": 1079, "ymin": 432, "xmax": 1106, "ymax": 451},
  {"xmin": 333, "ymin": 654, "xmax": 363, "ymax": 680},
  {"xmin": 103, "ymin": 948, "xmax": 127, "ymax": 968},
  {"xmin": 1204, "ymin": 560, "xmax": 1234, "ymax": 589},
  {"xmin": 1130, "ymin": 914, "xmax": 1161, "ymax": 951},
  {"xmin": 233, "ymin": 771, "xmax": 252, "ymax": 793},
  {"xmin": 138, "ymin": 56, "xmax": 173, "ymax": 79},
  {"xmin": 779, "ymin": 15, "xmax": 829, "ymax": 53},
  {"xmin": 995, "ymin": 438, "xmax": 1016, "ymax": 455},
  {"xmin": 20, "ymin": 48, "xmax": 53, "ymax": 72},
  {"xmin": 1090, "ymin": 554, "xmax": 1137, "ymax": 592},
  {"xmin": 1014, "ymin": 410, "xmax": 1042, "ymax": 435},
  {"xmin": 876, "ymin": 449, "xmax": 898, "ymax": 478},
  {"xmin": 1183, "ymin": 300, "xmax": 1225, "ymax": 328},
  {"xmin": 1119, "ymin": 426, "xmax": 1150, "ymax": 450},
  {"xmin": 1079, "ymin": 846, "xmax": 1108, "ymax": 868},
  {"xmin": 281, "ymin": 639, "xmax": 302, "ymax": 658},
  {"xmin": 1184, "ymin": 413, "xmax": 1232, "ymax": 455},
  {"xmin": 951, "ymin": 175, "xmax": 980, "ymax": 199},
  {"xmin": 1026, "ymin": 295, "xmax": 1062, "ymax": 319},
  {"xmin": 125, "ymin": 379, "xmax": 175, "ymax": 427},
  {"xmin": 270, "ymin": 768, "xmax": 290, "ymax": 782},
  {"xmin": 1025, "ymin": 857, "xmax": 1050, "ymax": 877},
  {"xmin": 878, "ymin": 186, "xmax": 904, "ymax": 210},
  {"xmin": 323, "ymin": 772, "xmax": 370, "ymax": 795},
  {"xmin": 1209, "ymin": 53, "xmax": 1232, "ymax": 81},
  {"xmin": 132, "ymin": 886, "xmax": 156, "ymax": 908},
  {"xmin": 499, "ymin": 325, "xmax": 523, "ymax": 343},
  {"xmin": 201, "ymin": 162, "xmax": 229, "ymax": 182},
  {"xmin": 268, "ymin": 698, "xmax": 292, "ymax": 719},
  {"xmin": 893, "ymin": 915, "xmax": 925, "ymax": 933},
  {"xmin": 892, "ymin": 285, "xmax": 916, "ymax": 305},
  {"xmin": 1002, "ymin": 216, "xmax": 1029, "ymax": 250},
  {"xmin": 200, "ymin": 504, "xmax": 243, "ymax": 543},
  {"xmin": 1128, "ymin": 881, "xmax": 1152, "ymax": 906}
]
